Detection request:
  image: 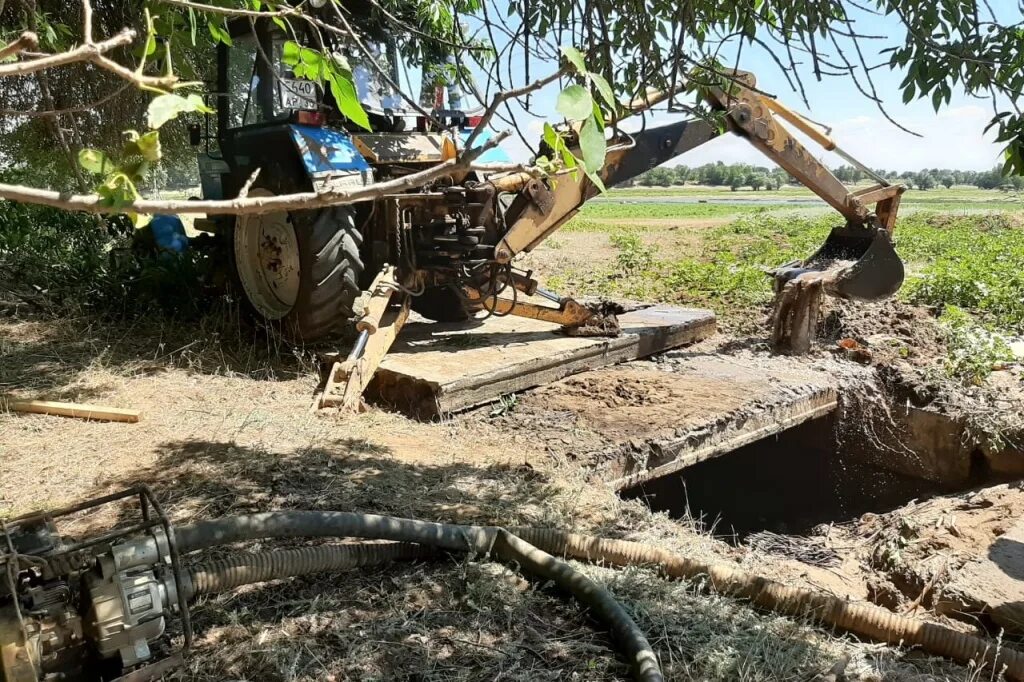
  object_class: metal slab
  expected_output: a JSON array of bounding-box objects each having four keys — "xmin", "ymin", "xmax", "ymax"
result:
[{"xmin": 364, "ymin": 303, "xmax": 716, "ymax": 418}]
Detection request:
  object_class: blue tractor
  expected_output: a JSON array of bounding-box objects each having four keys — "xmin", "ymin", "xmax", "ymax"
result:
[{"xmin": 191, "ymin": 18, "xmax": 905, "ymax": 356}]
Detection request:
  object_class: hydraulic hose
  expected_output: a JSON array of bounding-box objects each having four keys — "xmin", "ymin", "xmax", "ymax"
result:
[
  {"xmin": 510, "ymin": 528, "xmax": 1024, "ymax": 681},
  {"xmin": 167, "ymin": 512, "xmax": 663, "ymax": 682},
  {"xmin": 181, "ymin": 542, "xmax": 436, "ymax": 600}
]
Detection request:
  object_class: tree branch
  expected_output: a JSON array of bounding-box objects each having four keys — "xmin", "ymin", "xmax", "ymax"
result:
[
  {"xmin": 0, "ymin": 133, "xmax": 514, "ymax": 216},
  {"xmin": 464, "ymin": 66, "xmax": 566, "ymax": 151},
  {"xmin": 0, "ymin": 32, "xmax": 38, "ymax": 61},
  {"xmin": 0, "ymin": 29, "xmax": 134, "ymax": 78}
]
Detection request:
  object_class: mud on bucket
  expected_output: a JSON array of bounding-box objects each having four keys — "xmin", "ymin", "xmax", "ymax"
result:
[{"xmin": 773, "ymin": 224, "xmax": 905, "ymax": 302}]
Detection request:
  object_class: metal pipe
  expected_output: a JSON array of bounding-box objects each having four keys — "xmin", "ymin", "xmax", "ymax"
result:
[
  {"xmin": 833, "ymin": 146, "xmax": 889, "ymax": 186},
  {"xmin": 534, "ymin": 287, "xmax": 562, "ymax": 304},
  {"xmin": 347, "ymin": 329, "xmax": 370, "ymax": 362}
]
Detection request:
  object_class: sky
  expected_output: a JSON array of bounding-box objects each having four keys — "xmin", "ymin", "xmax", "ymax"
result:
[{"xmin": 467, "ymin": 4, "xmax": 1016, "ymax": 173}]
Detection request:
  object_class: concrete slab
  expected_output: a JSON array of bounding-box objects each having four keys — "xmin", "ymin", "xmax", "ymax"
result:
[
  {"xmin": 502, "ymin": 354, "xmax": 838, "ymax": 489},
  {"xmin": 364, "ymin": 303, "xmax": 716, "ymax": 418},
  {"xmin": 945, "ymin": 515, "xmax": 1024, "ymax": 633}
]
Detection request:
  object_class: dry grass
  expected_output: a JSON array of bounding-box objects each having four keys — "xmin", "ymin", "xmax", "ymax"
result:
[{"xmin": 0, "ymin": 309, "xmax": 998, "ymax": 681}]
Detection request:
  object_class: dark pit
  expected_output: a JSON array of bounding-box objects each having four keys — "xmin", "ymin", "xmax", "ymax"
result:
[{"xmin": 622, "ymin": 414, "xmax": 1015, "ymax": 541}]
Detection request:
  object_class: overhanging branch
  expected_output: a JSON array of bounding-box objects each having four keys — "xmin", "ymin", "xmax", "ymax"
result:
[
  {"xmin": 0, "ymin": 32, "xmax": 38, "ymax": 61},
  {"xmin": 0, "ymin": 30, "xmax": 134, "ymax": 78},
  {"xmin": 0, "ymin": 133, "xmax": 527, "ymax": 216}
]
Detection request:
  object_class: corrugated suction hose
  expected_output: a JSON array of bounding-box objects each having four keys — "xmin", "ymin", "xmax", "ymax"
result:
[
  {"xmin": 169, "ymin": 512, "xmax": 663, "ymax": 682},
  {"xmin": 182, "ymin": 542, "xmax": 436, "ymax": 599},
  {"xmin": 510, "ymin": 528, "xmax": 1024, "ymax": 680},
  {"xmin": 163, "ymin": 512, "xmax": 1024, "ymax": 680}
]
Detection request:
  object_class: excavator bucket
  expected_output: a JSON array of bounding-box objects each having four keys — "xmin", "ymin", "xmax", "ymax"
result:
[{"xmin": 773, "ymin": 224, "xmax": 904, "ymax": 302}]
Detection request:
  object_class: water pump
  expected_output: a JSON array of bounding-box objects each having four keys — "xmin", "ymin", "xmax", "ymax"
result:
[{"xmin": 0, "ymin": 487, "xmax": 191, "ymax": 682}]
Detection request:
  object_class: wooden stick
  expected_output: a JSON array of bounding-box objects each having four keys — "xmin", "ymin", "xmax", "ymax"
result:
[{"xmin": 8, "ymin": 400, "xmax": 140, "ymax": 423}]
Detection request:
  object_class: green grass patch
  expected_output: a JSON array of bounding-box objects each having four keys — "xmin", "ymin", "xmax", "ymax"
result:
[
  {"xmin": 563, "ymin": 202, "xmax": 804, "ymax": 234},
  {"xmin": 556, "ymin": 208, "xmax": 1024, "ymax": 340},
  {"xmin": 560, "ymin": 212, "xmax": 830, "ymax": 322},
  {"xmin": 937, "ymin": 306, "xmax": 1015, "ymax": 384},
  {"xmin": 564, "ymin": 202, "xmax": 782, "ymax": 228},
  {"xmin": 900, "ymin": 213, "xmax": 1024, "ymax": 333}
]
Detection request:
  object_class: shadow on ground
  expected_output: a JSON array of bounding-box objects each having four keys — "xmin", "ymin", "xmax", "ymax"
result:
[
  {"xmin": 0, "ymin": 308, "xmax": 331, "ymax": 400},
  {"xmin": 67, "ymin": 437, "xmax": 935, "ymax": 682}
]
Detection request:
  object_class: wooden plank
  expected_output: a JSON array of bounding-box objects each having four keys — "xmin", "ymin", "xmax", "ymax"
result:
[
  {"xmin": 8, "ymin": 399, "xmax": 140, "ymax": 423},
  {"xmin": 608, "ymin": 386, "xmax": 837, "ymax": 490},
  {"xmin": 364, "ymin": 303, "xmax": 716, "ymax": 419}
]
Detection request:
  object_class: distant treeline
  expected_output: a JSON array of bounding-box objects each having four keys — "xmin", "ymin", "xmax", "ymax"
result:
[{"xmin": 626, "ymin": 163, "xmax": 1024, "ymax": 191}]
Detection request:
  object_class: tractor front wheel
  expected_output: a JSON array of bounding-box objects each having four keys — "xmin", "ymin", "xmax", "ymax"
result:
[{"xmin": 233, "ymin": 189, "xmax": 364, "ymax": 343}]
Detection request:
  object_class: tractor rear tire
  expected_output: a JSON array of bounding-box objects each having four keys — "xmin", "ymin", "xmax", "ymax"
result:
[{"xmin": 233, "ymin": 191, "xmax": 364, "ymax": 343}]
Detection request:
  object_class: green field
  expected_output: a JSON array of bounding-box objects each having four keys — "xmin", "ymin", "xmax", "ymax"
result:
[
  {"xmin": 584, "ymin": 185, "xmax": 1024, "ymax": 220},
  {"xmin": 553, "ymin": 189, "xmax": 1024, "ymax": 377},
  {"xmin": 605, "ymin": 183, "xmax": 1022, "ymax": 202}
]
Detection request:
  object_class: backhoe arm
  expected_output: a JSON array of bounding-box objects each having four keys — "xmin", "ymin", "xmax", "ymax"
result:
[
  {"xmin": 481, "ymin": 69, "xmax": 906, "ymax": 347},
  {"xmin": 493, "ymin": 70, "xmax": 904, "ymax": 265},
  {"xmin": 701, "ymin": 70, "xmax": 904, "ymax": 232}
]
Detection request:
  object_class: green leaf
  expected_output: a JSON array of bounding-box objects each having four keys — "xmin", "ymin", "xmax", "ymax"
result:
[
  {"xmin": 282, "ymin": 40, "xmax": 300, "ymax": 67},
  {"xmin": 585, "ymin": 169, "xmax": 607, "ymax": 193},
  {"xmin": 135, "ymin": 131, "xmax": 162, "ymax": 162},
  {"xmin": 208, "ymin": 20, "xmax": 232, "ymax": 46},
  {"xmin": 300, "ymin": 47, "xmax": 322, "ymax": 66},
  {"xmin": 578, "ymin": 115, "xmax": 606, "ymax": 175},
  {"xmin": 588, "ymin": 72, "xmax": 616, "ymax": 109},
  {"xmin": 96, "ymin": 173, "xmax": 139, "ymax": 211},
  {"xmin": 328, "ymin": 72, "xmax": 371, "ymax": 132},
  {"xmin": 556, "ymin": 84, "xmax": 593, "ymax": 121},
  {"xmin": 188, "ymin": 7, "xmax": 197, "ymax": 46},
  {"xmin": 543, "ymin": 122, "xmax": 560, "ymax": 150},
  {"xmin": 331, "ymin": 52, "xmax": 351, "ymax": 72},
  {"xmin": 561, "ymin": 45, "xmax": 587, "ymax": 74},
  {"xmin": 147, "ymin": 93, "xmax": 212, "ymax": 129},
  {"xmin": 78, "ymin": 149, "xmax": 112, "ymax": 175}
]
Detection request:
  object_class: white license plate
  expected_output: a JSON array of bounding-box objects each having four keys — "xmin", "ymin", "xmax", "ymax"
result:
[{"xmin": 279, "ymin": 78, "xmax": 318, "ymax": 110}]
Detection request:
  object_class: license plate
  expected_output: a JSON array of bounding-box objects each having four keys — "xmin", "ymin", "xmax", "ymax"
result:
[{"xmin": 279, "ymin": 78, "xmax": 317, "ymax": 111}]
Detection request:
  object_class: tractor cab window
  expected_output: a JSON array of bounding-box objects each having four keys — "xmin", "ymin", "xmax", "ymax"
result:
[
  {"xmin": 349, "ymin": 43, "xmax": 403, "ymax": 112},
  {"xmin": 226, "ymin": 34, "xmax": 262, "ymax": 128},
  {"xmin": 225, "ymin": 29, "xmax": 317, "ymax": 129}
]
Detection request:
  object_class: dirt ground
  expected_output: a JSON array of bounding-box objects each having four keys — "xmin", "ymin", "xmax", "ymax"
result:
[{"xmin": 4, "ymin": 289, "xmax": 1024, "ymax": 682}]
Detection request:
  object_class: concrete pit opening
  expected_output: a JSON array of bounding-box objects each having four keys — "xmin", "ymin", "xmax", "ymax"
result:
[{"xmin": 622, "ymin": 412, "xmax": 1018, "ymax": 542}]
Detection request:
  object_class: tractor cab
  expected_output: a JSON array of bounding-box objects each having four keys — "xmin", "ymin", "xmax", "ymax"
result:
[{"xmin": 189, "ymin": 16, "xmax": 512, "ymax": 343}]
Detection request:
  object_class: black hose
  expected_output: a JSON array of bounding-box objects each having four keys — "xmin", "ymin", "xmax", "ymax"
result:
[
  {"xmin": 168, "ymin": 514, "xmax": 1024, "ymax": 680},
  {"xmin": 175, "ymin": 511, "xmax": 499, "ymax": 554},
  {"xmin": 170, "ymin": 512, "xmax": 663, "ymax": 682}
]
